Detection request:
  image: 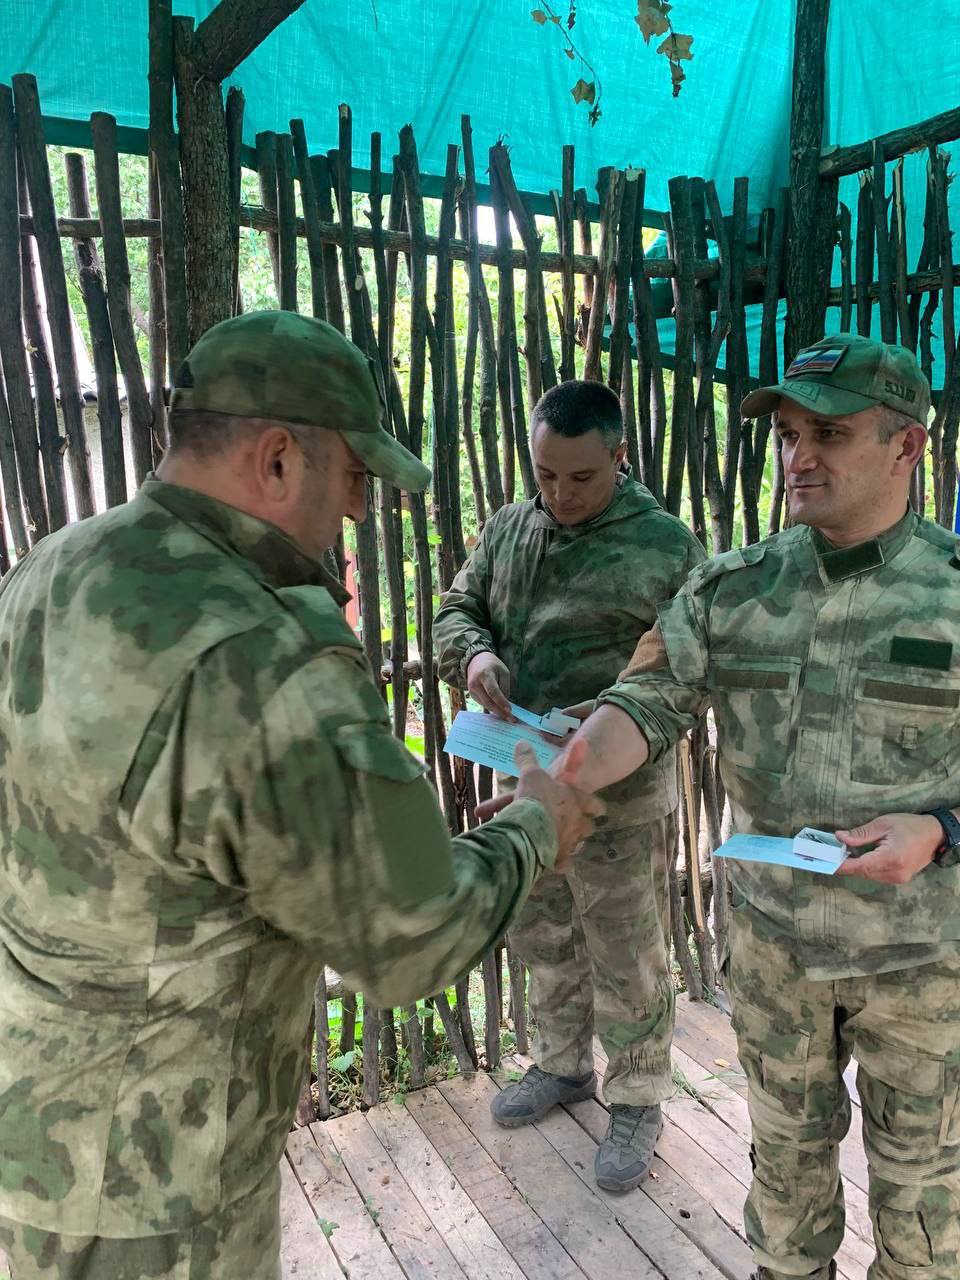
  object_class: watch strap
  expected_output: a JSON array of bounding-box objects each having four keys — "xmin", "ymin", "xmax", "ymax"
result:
[{"xmin": 923, "ymin": 807, "xmax": 960, "ymax": 862}]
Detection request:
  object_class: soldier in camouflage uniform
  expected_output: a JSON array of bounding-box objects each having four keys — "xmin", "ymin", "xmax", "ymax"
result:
[
  {"xmin": 493, "ymin": 335, "xmax": 960, "ymax": 1278},
  {"xmin": 434, "ymin": 380, "xmax": 705, "ymax": 1191},
  {"xmin": 0, "ymin": 311, "xmax": 601, "ymax": 1280}
]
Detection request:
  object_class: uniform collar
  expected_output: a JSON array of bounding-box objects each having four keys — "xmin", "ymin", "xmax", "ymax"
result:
[
  {"xmin": 139, "ymin": 476, "xmax": 350, "ymax": 604},
  {"xmin": 533, "ymin": 469, "xmax": 659, "ymax": 532},
  {"xmin": 811, "ymin": 507, "xmax": 917, "ymax": 583}
]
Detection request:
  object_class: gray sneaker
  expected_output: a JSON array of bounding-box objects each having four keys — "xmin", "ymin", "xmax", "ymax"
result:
[
  {"xmin": 491, "ymin": 1064, "xmax": 596, "ymax": 1128},
  {"xmin": 594, "ymin": 1103, "xmax": 663, "ymax": 1192}
]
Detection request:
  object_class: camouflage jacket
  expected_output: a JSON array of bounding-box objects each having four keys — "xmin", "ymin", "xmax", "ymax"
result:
[
  {"xmin": 434, "ymin": 475, "xmax": 705, "ymax": 828},
  {"xmin": 599, "ymin": 509, "xmax": 960, "ymax": 978},
  {"xmin": 0, "ymin": 479, "xmax": 556, "ymax": 1237}
]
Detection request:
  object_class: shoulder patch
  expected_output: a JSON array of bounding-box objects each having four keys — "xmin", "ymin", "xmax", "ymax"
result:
[
  {"xmin": 275, "ymin": 585, "xmax": 364, "ymax": 655},
  {"xmin": 688, "ymin": 542, "xmax": 767, "ymax": 593}
]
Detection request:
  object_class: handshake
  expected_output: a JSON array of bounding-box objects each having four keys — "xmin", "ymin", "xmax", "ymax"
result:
[{"xmin": 467, "ymin": 651, "xmax": 605, "ymax": 871}]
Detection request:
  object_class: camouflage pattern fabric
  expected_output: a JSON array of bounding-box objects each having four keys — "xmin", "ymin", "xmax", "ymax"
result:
[
  {"xmin": 0, "ymin": 1165, "xmax": 280, "ymax": 1280},
  {"xmin": 729, "ymin": 902, "xmax": 960, "ymax": 1280},
  {"xmin": 434, "ymin": 474, "xmax": 703, "ymax": 1102},
  {"xmin": 598, "ymin": 507, "xmax": 960, "ymax": 1274},
  {"xmin": 509, "ymin": 814, "xmax": 676, "ymax": 1105},
  {"xmin": 600, "ymin": 508, "xmax": 960, "ymax": 976},
  {"xmin": 0, "ymin": 478, "xmax": 558, "ymax": 1244},
  {"xmin": 434, "ymin": 473, "xmax": 706, "ymax": 830}
]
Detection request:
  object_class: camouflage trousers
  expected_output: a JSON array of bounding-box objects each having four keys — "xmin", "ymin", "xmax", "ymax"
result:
[
  {"xmin": 728, "ymin": 902, "xmax": 960, "ymax": 1280},
  {"xmin": 0, "ymin": 1164, "xmax": 280, "ymax": 1280},
  {"xmin": 508, "ymin": 813, "xmax": 676, "ymax": 1106}
]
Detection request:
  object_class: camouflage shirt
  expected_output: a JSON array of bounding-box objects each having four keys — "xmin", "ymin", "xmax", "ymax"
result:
[
  {"xmin": 434, "ymin": 475, "xmax": 705, "ymax": 827},
  {"xmin": 0, "ymin": 478, "xmax": 556, "ymax": 1237},
  {"xmin": 599, "ymin": 508, "xmax": 960, "ymax": 979}
]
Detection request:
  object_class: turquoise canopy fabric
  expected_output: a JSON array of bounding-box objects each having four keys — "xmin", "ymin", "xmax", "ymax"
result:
[
  {"xmin": 4, "ymin": 0, "xmax": 960, "ymax": 387},
  {"xmin": 5, "ymin": 1, "xmax": 957, "ymax": 212}
]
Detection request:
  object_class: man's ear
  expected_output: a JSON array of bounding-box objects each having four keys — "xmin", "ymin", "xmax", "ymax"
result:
[
  {"xmin": 251, "ymin": 427, "xmax": 299, "ymax": 498},
  {"xmin": 615, "ymin": 439, "xmax": 627, "ymax": 467},
  {"xmin": 894, "ymin": 423, "xmax": 927, "ymax": 473}
]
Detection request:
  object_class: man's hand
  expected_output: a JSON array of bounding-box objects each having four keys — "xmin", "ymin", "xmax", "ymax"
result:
[
  {"xmin": 834, "ymin": 813, "xmax": 943, "ymax": 885},
  {"xmin": 559, "ymin": 699, "xmax": 597, "ymax": 724},
  {"xmin": 512, "ymin": 739, "xmax": 605, "ymax": 871},
  {"xmin": 466, "ymin": 651, "xmax": 514, "ymax": 720}
]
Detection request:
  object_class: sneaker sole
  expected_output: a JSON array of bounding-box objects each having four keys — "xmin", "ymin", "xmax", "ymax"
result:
[{"xmin": 491, "ymin": 1080, "xmax": 597, "ymax": 1128}]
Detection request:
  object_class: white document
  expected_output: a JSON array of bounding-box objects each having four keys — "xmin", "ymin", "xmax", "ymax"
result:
[
  {"xmin": 444, "ymin": 710, "xmax": 562, "ymax": 773},
  {"xmin": 509, "ymin": 702, "xmax": 580, "ymax": 737},
  {"xmin": 713, "ymin": 828, "xmax": 847, "ymax": 876}
]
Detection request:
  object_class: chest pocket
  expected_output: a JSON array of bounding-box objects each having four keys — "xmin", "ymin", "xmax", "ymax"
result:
[
  {"xmin": 707, "ymin": 656, "xmax": 801, "ymax": 775},
  {"xmin": 851, "ymin": 665, "xmax": 960, "ymax": 786}
]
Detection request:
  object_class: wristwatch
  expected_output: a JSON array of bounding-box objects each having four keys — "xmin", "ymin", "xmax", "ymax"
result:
[{"xmin": 923, "ymin": 807, "xmax": 960, "ymax": 868}]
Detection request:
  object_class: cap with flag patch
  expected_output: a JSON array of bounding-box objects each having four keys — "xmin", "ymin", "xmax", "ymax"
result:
[
  {"xmin": 170, "ymin": 310, "xmax": 431, "ymax": 492},
  {"xmin": 740, "ymin": 333, "xmax": 931, "ymax": 423}
]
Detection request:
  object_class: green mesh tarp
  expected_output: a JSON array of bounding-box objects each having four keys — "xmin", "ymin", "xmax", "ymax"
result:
[{"xmin": 4, "ymin": 0, "xmax": 960, "ymax": 386}]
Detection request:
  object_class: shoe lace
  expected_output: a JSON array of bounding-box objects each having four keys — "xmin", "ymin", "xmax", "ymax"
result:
[
  {"xmin": 609, "ymin": 1106, "xmax": 645, "ymax": 1145},
  {"xmin": 514, "ymin": 1065, "xmax": 550, "ymax": 1100}
]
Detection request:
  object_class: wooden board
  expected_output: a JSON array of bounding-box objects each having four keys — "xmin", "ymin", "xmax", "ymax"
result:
[
  {"xmin": 439, "ymin": 1072, "xmax": 663, "ymax": 1280},
  {"xmin": 561, "ymin": 1094, "xmax": 755, "ymax": 1280},
  {"xmin": 280, "ymin": 1152, "xmax": 345, "ymax": 1279},
  {"xmin": 324, "ymin": 1108, "xmax": 469, "ymax": 1280},
  {"xmin": 366, "ymin": 1097, "xmax": 528, "ymax": 1280},
  {"xmin": 286, "ymin": 1125, "xmax": 405, "ymax": 1279}
]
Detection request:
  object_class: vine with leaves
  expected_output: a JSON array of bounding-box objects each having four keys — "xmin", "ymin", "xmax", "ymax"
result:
[{"xmin": 531, "ymin": 0, "xmax": 694, "ymax": 124}]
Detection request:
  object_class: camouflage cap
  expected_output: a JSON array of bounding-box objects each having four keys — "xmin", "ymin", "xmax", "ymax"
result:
[
  {"xmin": 170, "ymin": 311, "xmax": 431, "ymax": 491},
  {"xmin": 740, "ymin": 332, "xmax": 931, "ymax": 423}
]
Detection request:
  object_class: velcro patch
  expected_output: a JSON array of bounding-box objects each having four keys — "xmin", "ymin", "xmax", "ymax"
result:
[
  {"xmin": 786, "ymin": 344, "xmax": 848, "ymax": 378},
  {"xmin": 890, "ymin": 636, "xmax": 953, "ymax": 671},
  {"xmin": 862, "ymin": 679, "xmax": 959, "ymax": 709}
]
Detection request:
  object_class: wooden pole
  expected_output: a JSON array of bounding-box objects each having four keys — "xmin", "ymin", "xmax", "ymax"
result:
[
  {"xmin": 90, "ymin": 112, "xmax": 155, "ymax": 486},
  {"xmin": 275, "ymin": 133, "xmax": 298, "ymax": 311},
  {"xmin": 290, "ymin": 119, "xmax": 327, "ymax": 321},
  {"xmin": 225, "ymin": 86, "xmax": 244, "ymax": 316},
  {"xmin": 147, "ymin": 160, "xmax": 167, "ymax": 450},
  {"xmin": 0, "ymin": 84, "xmax": 42, "ymax": 546},
  {"xmin": 0, "ymin": 372, "xmax": 27, "ymax": 563},
  {"xmin": 64, "ymin": 152, "xmax": 127, "ymax": 509},
  {"xmin": 148, "ymin": 0, "xmax": 189, "ymax": 377},
  {"xmin": 784, "ymin": 0, "xmax": 831, "ymax": 362},
  {"xmin": 19, "ymin": 206, "xmax": 68, "ymax": 531},
  {"xmin": 13, "ymin": 74, "xmax": 92, "ymax": 522}
]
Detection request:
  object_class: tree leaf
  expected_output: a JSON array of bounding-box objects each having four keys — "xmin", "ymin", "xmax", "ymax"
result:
[
  {"xmin": 571, "ymin": 78, "xmax": 596, "ymax": 105},
  {"xmin": 658, "ymin": 32, "xmax": 694, "ymax": 60},
  {"xmin": 531, "ymin": 8, "xmax": 548, "ymax": 23},
  {"xmin": 635, "ymin": 0, "xmax": 670, "ymax": 43}
]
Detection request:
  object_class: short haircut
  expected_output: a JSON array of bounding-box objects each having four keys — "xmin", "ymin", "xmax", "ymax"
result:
[
  {"xmin": 875, "ymin": 404, "xmax": 922, "ymax": 443},
  {"xmin": 531, "ymin": 380, "xmax": 623, "ymax": 449},
  {"xmin": 166, "ymin": 409, "xmax": 328, "ymax": 465}
]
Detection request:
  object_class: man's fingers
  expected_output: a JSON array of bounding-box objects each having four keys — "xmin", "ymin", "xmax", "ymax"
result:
[
  {"xmin": 513, "ymin": 740, "xmax": 539, "ymax": 774},
  {"xmin": 835, "ymin": 854, "xmax": 867, "ymax": 877},
  {"xmin": 480, "ymin": 673, "xmax": 514, "ymax": 720},
  {"xmin": 561, "ymin": 700, "xmax": 595, "ymax": 722},
  {"xmin": 555, "ymin": 736, "xmax": 588, "ymax": 787},
  {"xmin": 475, "ymin": 793, "xmax": 514, "ymax": 821},
  {"xmin": 835, "ymin": 820, "xmax": 885, "ymax": 847}
]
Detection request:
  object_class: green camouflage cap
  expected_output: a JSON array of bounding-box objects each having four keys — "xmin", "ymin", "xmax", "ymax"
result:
[
  {"xmin": 170, "ymin": 311, "xmax": 431, "ymax": 491},
  {"xmin": 740, "ymin": 332, "xmax": 931, "ymax": 422}
]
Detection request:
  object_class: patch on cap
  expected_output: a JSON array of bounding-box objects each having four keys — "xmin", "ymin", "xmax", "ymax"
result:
[{"xmin": 786, "ymin": 344, "xmax": 848, "ymax": 378}]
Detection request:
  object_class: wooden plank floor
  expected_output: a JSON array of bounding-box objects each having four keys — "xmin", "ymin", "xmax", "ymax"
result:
[{"xmin": 281, "ymin": 995, "xmax": 876, "ymax": 1280}]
